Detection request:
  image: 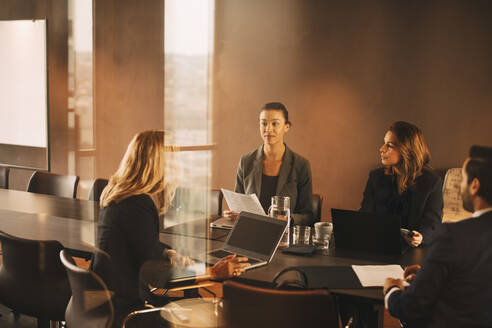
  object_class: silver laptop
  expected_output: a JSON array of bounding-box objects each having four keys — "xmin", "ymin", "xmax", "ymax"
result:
[
  {"xmin": 210, "ymin": 216, "xmax": 235, "ymax": 229},
  {"xmin": 207, "ymin": 211, "xmax": 287, "ymax": 270}
]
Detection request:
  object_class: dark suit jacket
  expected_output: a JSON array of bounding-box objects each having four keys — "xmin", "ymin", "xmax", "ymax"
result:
[
  {"xmin": 235, "ymin": 145, "xmax": 314, "ymax": 225},
  {"xmin": 360, "ymin": 168, "xmax": 443, "ymax": 245},
  {"xmin": 387, "ymin": 210, "xmax": 492, "ymax": 328},
  {"xmin": 92, "ymin": 194, "xmax": 173, "ymax": 325}
]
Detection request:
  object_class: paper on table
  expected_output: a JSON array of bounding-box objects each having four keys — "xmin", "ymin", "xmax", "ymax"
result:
[
  {"xmin": 221, "ymin": 188, "xmax": 266, "ymax": 215},
  {"xmin": 352, "ymin": 265, "xmax": 405, "ymax": 287}
]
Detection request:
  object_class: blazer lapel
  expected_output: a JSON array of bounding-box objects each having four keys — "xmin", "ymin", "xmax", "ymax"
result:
[
  {"xmin": 276, "ymin": 145, "xmax": 293, "ymax": 195},
  {"xmin": 251, "ymin": 145, "xmax": 263, "ymax": 197}
]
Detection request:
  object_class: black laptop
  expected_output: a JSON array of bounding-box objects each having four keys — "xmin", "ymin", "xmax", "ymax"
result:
[{"xmin": 331, "ymin": 208, "xmax": 406, "ymax": 255}]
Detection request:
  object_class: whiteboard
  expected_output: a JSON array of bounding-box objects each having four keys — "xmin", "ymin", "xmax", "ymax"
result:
[{"xmin": 0, "ymin": 20, "xmax": 48, "ymax": 148}]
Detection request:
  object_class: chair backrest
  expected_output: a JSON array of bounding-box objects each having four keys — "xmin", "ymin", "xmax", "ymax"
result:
[
  {"xmin": 89, "ymin": 178, "xmax": 109, "ymax": 201},
  {"xmin": 0, "ymin": 230, "xmax": 71, "ymax": 321},
  {"xmin": 0, "ymin": 165, "xmax": 9, "ymax": 189},
  {"xmin": 60, "ymin": 249, "xmax": 114, "ymax": 328},
  {"xmin": 210, "ymin": 189, "xmax": 223, "ymax": 216},
  {"xmin": 312, "ymin": 193, "xmax": 323, "ymax": 222},
  {"xmin": 222, "ymin": 280, "xmax": 339, "ymax": 328},
  {"xmin": 27, "ymin": 171, "xmax": 80, "ymax": 198},
  {"xmin": 442, "ymin": 168, "xmax": 469, "ymax": 222}
]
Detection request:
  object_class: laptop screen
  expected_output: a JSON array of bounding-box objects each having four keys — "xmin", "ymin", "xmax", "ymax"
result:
[{"xmin": 226, "ymin": 213, "xmax": 285, "ymax": 256}]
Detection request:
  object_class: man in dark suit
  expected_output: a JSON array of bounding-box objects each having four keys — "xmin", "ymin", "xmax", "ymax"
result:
[{"xmin": 383, "ymin": 145, "xmax": 492, "ymax": 328}]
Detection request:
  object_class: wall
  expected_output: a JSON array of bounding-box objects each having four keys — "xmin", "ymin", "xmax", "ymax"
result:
[
  {"xmin": 94, "ymin": 0, "xmax": 164, "ymax": 180},
  {"xmin": 212, "ymin": 0, "xmax": 492, "ymax": 219}
]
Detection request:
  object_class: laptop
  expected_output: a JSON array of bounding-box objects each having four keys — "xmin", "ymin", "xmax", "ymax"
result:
[
  {"xmin": 331, "ymin": 208, "xmax": 405, "ymax": 255},
  {"xmin": 210, "ymin": 216, "xmax": 235, "ymax": 229},
  {"xmin": 207, "ymin": 211, "xmax": 287, "ymax": 269},
  {"xmin": 168, "ymin": 211, "xmax": 286, "ymax": 284}
]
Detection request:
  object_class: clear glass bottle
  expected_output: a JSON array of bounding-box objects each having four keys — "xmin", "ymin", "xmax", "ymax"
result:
[{"xmin": 268, "ymin": 196, "xmax": 291, "ymax": 248}]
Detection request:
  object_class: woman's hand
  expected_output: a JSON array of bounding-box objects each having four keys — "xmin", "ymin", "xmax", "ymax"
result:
[
  {"xmin": 210, "ymin": 254, "xmax": 251, "ymax": 279},
  {"xmin": 223, "ymin": 210, "xmax": 239, "ymax": 221},
  {"xmin": 404, "ymin": 230, "xmax": 423, "ymax": 247},
  {"xmin": 165, "ymin": 249, "xmax": 195, "ymax": 268},
  {"xmin": 403, "ymin": 264, "xmax": 421, "ymax": 283}
]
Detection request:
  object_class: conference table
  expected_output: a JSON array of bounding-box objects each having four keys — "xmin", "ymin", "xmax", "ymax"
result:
[
  {"xmin": 160, "ymin": 220, "xmax": 426, "ymax": 328},
  {"xmin": 0, "ymin": 189, "xmax": 425, "ymax": 327}
]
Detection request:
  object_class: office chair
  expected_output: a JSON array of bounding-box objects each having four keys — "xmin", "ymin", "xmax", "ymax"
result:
[
  {"xmin": 0, "ymin": 166, "xmax": 9, "ymax": 189},
  {"xmin": 312, "ymin": 193, "xmax": 323, "ymax": 222},
  {"xmin": 88, "ymin": 178, "xmax": 109, "ymax": 202},
  {"xmin": 0, "ymin": 230, "xmax": 71, "ymax": 328},
  {"xmin": 209, "ymin": 189, "xmax": 223, "ymax": 216},
  {"xmin": 27, "ymin": 171, "xmax": 80, "ymax": 199},
  {"xmin": 442, "ymin": 168, "xmax": 469, "ymax": 222},
  {"xmin": 60, "ymin": 249, "xmax": 114, "ymax": 328},
  {"xmin": 222, "ymin": 280, "xmax": 340, "ymax": 328}
]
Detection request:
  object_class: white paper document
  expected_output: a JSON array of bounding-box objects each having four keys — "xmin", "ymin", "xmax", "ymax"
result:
[
  {"xmin": 352, "ymin": 265, "xmax": 404, "ymax": 287},
  {"xmin": 221, "ymin": 188, "xmax": 266, "ymax": 215}
]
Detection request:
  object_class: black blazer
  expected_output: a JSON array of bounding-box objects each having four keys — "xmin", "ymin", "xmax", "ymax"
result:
[
  {"xmin": 92, "ymin": 194, "xmax": 172, "ymax": 323},
  {"xmin": 387, "ymin": 210, "xmax": 492, "ymax": 328},
  {"xmin": 360, "ymin": 168, "xmax": 443, "ymax": 245},
  {"xmin": 234, "ymin": 145, "xmax": 314, "ymax": 225}
]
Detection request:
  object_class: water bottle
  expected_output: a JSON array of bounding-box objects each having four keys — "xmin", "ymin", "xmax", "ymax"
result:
[{"xmin": 268, "ymin": 196, "xmax": 291, "ymax": 248}]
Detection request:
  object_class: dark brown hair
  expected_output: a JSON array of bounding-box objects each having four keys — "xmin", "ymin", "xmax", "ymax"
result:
[
  {"xmin": 261, "ymin": 102, "xmax": 291, "ymax": 126},
  {"xmin": 388, "ymin": 121, "xmax": 431, "ymax": 194},
  {"xmin": 465, "ymin": 145, "xmax": 492, "ymax": 205}
]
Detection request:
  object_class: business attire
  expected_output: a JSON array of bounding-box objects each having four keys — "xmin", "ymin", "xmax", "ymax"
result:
[
  {"xmin": 386, "ymin": 209, "xmax": 492, "ymax": 328},
  {"xmin": 235, "ymin": 145, "xmax": 314, "ymax": 225},
  {"xmin": 92, "ymin": 194, "xmax": 172, "ymax": 328},
  {"xmin": 360, "ymin": 168, "xmax": 443, "ymax": 245}
]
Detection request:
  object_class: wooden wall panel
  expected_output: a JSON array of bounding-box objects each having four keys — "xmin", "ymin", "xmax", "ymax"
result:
[{"xmin": 93, "ymin": 0, "xmax": 164, "ymax": 180}]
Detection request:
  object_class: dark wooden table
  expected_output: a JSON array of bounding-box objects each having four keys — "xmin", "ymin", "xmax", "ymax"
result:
[
  {"xmin": 0, "ymin": 189, "xmax": 99, "ymax": 221},
  {"xmin": 0, "ymin": 189, "xmax": 100, "ymax": 256},
  {"xmin": 160, "ymin": 229, "xmax": 426, "ymax": 328}
]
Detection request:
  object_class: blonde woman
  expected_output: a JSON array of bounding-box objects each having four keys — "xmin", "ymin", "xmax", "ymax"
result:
[{"xmin": 92, "ymin": 130, "xmax": 249, "ymax": 327}]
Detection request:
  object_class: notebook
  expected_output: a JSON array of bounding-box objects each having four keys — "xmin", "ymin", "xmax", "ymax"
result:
[{"xmin": 331, "ymin": 208, "xmax": 405, "ymax": 255}]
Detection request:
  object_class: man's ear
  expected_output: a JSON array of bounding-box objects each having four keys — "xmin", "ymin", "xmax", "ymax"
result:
[{"xmin": 470, "ymin": 178, "xmax": 480, "ymax": 196}]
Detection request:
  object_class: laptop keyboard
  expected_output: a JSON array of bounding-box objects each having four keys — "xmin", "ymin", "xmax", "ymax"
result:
[{"xmin": 209, "ymin": 249, "xmax": 261, "ymax": 265}]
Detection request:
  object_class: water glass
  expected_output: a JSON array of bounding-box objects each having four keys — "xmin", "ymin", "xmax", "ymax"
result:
[
  {"xmin": 293, "ymin": 225, "xmax": 311, "ymax": 245},
  {"xmin": 314, "ymin": 222, "xmax": 333, "ymax": 250},
  {"xmin": 268, "ymin": 196, "xmax": 291, "ymax": 247}
]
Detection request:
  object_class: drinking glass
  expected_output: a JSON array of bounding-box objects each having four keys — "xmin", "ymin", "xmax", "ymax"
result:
[
  {"xmin": 268, "ymin": 196, "xmax": 291, "ymax": 247},
  {"xmin": 293, "ymin": 225, "xmax": 311, "ymax": 245}
]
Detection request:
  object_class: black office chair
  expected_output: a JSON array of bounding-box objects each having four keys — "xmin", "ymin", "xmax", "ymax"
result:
[
  {"xmin": 60, "ymin": 249, "xmax": 114, "ymax": 328},
  {"xmin": 0, "ymin": 166, "xmax": 9, "ymax": 189},
  {"xmin": 0, "ymin": 230, "xmax": 71, "ymax": 328},
  {"xmin": 27, "ymin": 171, "xmax": 80, "ymax": 199},
  {"xmin": 222, "ymin": 280, "xmax": 339, "ymax": 328},
  {"xmin": 209, "ymin": 189, "xmax": 223, "ymax": 216},
  {"xmin": 89, "ymin": 178, "xmax": 109, "ymax": 202},
  {"xmin": 312, "ymin": 193, "xmax": 323, "ymax": 222}
]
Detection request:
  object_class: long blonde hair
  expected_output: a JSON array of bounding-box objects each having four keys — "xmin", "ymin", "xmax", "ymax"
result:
[
  {"xmin": 100, "ymin": 130, "xmax": 179, "ymax": 214},
  {"xmin": 387, "ymin": 121, "xmax": 431, "ymax": 194}
]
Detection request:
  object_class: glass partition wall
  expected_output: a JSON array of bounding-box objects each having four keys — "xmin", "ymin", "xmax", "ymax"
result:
[{"xmin": 163, "ymin": 0, "xmax": 215, "ymax": 263}]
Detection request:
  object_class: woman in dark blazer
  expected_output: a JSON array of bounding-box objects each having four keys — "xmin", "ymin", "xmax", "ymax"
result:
[
  {"xmin": 361, "ymin": 121, "xmax": 443, "ymax": 246},
  {"xmin": 231, "ymin": 102, "xmax": 314, "ymax": 226},
  {"xmin": 92, "ymin": 130, "xmax": 250, "ymax": 328}
]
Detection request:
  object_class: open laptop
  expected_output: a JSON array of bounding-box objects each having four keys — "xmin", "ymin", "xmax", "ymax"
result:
[
  {"xmin": 207, "ymin": 211, "xmax": 287, "ymax": 269},
  {"xmin": 331, "ymin": 208, "xmax": 405, "ymax": 255},
  {"xmin": 168, "ymin": 211, "xmax": 286, "ymax": 283}
]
